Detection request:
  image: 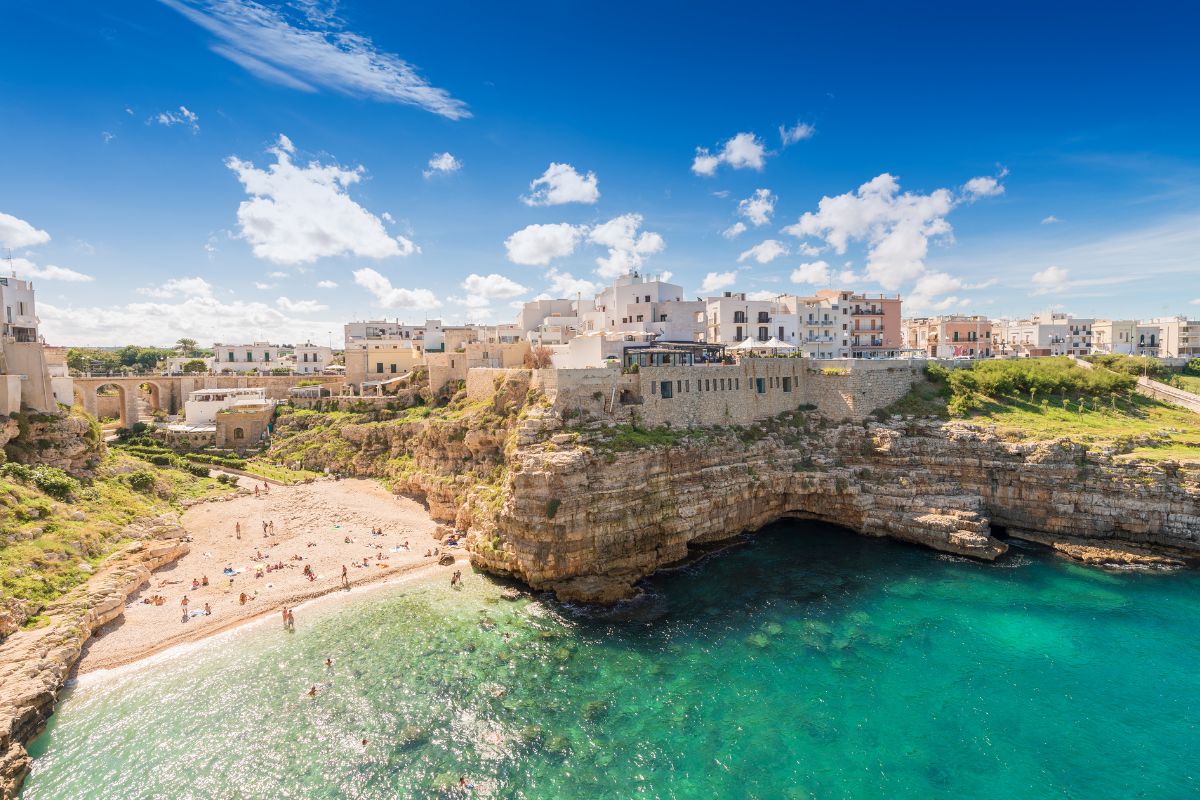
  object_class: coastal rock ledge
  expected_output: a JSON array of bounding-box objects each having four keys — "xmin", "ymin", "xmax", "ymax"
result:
[
  {"xmin": 471, "ymin": 416, "xmax": 1200, "ymax": 602},
  {"xmin": 0, "ymin": 518, "xmax": 187, "ymax": 798}
]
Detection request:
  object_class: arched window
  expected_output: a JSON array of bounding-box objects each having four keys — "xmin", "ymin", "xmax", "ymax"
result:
[{"xmin": 233, "ymin": 427, "xmax": 245, "ymax": 440}]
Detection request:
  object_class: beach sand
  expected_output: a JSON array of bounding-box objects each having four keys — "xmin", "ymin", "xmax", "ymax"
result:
[{"xmin": 77, "ymin": 477, "xmax": 461, "ymax": 673}]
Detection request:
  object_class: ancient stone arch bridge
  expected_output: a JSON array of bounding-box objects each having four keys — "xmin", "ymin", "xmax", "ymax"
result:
[{"xmin": 72, "ymin": 374, "xmax": 344, "ymax": 427}]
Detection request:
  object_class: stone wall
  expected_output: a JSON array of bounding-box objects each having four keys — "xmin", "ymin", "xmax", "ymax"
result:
[{"xmin": 508, "ymin": 358, "xmax": 921, "ymax": 428}]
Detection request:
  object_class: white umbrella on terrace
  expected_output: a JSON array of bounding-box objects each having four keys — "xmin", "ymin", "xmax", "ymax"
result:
[
  {"xmin": 729, "ymin": 338, "xmax": 760, "ymax": 350},
  {"xmin": 763, "ymin": 337, "xmax": 796, "ymax": 351}
]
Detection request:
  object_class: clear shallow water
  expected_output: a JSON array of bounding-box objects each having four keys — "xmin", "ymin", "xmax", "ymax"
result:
[{"xmin": 23, "ymin": 523, "xmax": 1200, "ymax": 799}]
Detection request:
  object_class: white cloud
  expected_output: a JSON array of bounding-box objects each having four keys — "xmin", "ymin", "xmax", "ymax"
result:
[
  {"xmin": 796, "ymin": 242, "xmax": 822, "ymax": 257},
  {"xmin": 353, "ymin": 267, "xmax": 439, "ymax": 309},
  {"xmin": 424, "ymin": 152, "xmax": 461, "ymax": 178},
  {"xmin": 691, "ymin": 132, "xmax": 768, "ymax": 176},
  {"xmin": 158, "ymin": 0, "xmax": 469, "ymax": 119},
  {"xmin": 906, "ymin": 271, "xmax": 966, "ymax": 311},
  {"xmin": 254, "ymin": 281, "xmax": 273, "ymax": 289},
  {"xmin": 461, "ymin": 273, "xmax": 528, "ymax": 300},
  {"xmin": 522, "ymin": 163, "xmax": 600, "ymax": 206},
  {"xmin": 588, "ymin": 213, "xmax": 664, "ymax": 279},
  {"xmin": 1190, "ymin": 298, "xmax": 1200, "ymax": 305},
  {"xmin": 700, "ymin": 270, "xmax": 738, "ymax": 293},
  {"xmin": 153, "ymin": 105, "xmax": 200, "ymax": 133},
  {"xmin": 1041, "ymin": 215, "xmax": 1061, "ymax": 225},
  {"xmin": 722, "ymin": 222, "xmax": 747, "ymax": 239},
  {"xmin": 1031, "ymin": 265, "xmax": 1069, "ymax": 295},
  {"xmin": 8, "ymin": 257, "xmax": 94, "ymax": 283},
  {"xmin": 276, "ymin": 296, "xmax": 328, "ymax": 312},
  {"xmin": 504, "ymin": 223, "xmax": 586, "ymax": 266},
  {"xmin": 316, "ymin": 279, "xmax": 338, "ymax": 288},
  {"xmin": 267, "ymin": 270, "xmax": 288, "ymax": 278},
  {"xmin": 226, "ymin": 135, "xmax": 416, "ymax": 264},
  {"xmin": 782, "ymin": 172, "xmax": 1002, "ymax": 291},
  {"xmin": 39, "ymin": 293, "xmax": 340, "ymax": 348},
  {"xmin": 0, "ymin": 212, "xmax": 51, "ymax": 249},
  {"xmin": 544, "ymin": 267, "xmax": 599, "ymax": 298},
  {"xmin": 137, "ymin": 276, "xmax": 214, "ymax": 298},
  {"xmin": 746, "ymin": 290, "xmax": 780, "ymax": 301},
  {"xmin": 962, "ymin": 175, "xmax": 1004, "ymax": 200},
  {"xmin": 790, "ymin": 260, "xmax": 830, "ymax": 285},
  {"xmin": 102, "ymin": 131, "xmax": 115, "ymax": 144},
  {"xmin": 738, "ymin": 239, "xmax": 789, "ymax": 264},
  {"xmin": 779, "ymin": 121, "xmax": 815, "ymax": 146},
  {"xmin": 737, "ymin": 188, "xmax": 776, "ymax": 226}
]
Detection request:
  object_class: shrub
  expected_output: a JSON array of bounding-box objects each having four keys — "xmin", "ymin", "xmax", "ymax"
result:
[
  {"xmin": 126, "ymin": 470, "xmax": 157, "ymax": 492},
  {"xmin": 545, "ymin": 498, "xmax": 562, "ymax": 519},
  {"xmin": 186, "ymin": 464, "xmax": 211, "ymax": 478}
]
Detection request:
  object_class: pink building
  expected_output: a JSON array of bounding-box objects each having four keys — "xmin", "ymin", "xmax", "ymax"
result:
[
  {"xmin": 906, "ymin": 315, "xmax": 993, "ymax": 358},
  {"xmin": 815, "ymin": 290, "xmax": 903, "ymax": 358}
]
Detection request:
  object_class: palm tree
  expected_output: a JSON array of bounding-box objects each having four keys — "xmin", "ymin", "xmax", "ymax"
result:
[{"xmin": 175, "ymin": 338, "xmax": 198, "ymax": 356}]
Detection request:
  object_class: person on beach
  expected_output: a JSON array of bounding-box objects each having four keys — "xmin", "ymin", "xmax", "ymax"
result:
[
  {"xmin": 262, "ymin": 520, "xmax": 268, "ymax": 534},
  {"xmin": 308, "ymin": 685, "xmax": 317, "ymax": 697},
  {"xmin": 181, "ymin": 595, "xmax": 189, "ymax": 622},
  {"xmin": 451, "ymin": 570, "xmax": 462, "ymax": 588},
  {"xmin": 255, "ymin": 485, "xmax": 260, "ymax": 497},
  {"xmin": 240, "ymin": 592, "xmax": 248, "ymax": 605},
  {"xmin": 281, "ymin": 605, "xmax": 288, "ymax": 628},
  {"xmin": 235, "ymin": 522, "xmax": 241, "ymax": 540},
  {"xmin": 202, "ymin": 575, "xmax": 209, "ymax": 587},
  {"xmin": 203, "ymin": 602, "xmax": 211, "ymax": 615},
  {"xmin": 287, "ymin": 608, "xmax": 296, "ymax": 630},
  {"xmin": 191, "ymin": 578, "xmax": 199, "ymax": 590},
  {"xmin": 341, "ymin": 565, "xmax": 349, "ymax": 588},
  {"xmin": 325, "ymin": 658, "xmax": 333, "ymax": 669}
]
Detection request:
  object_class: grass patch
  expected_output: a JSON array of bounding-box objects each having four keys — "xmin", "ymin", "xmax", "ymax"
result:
[
  {"xmin": 594, "ymin": 424, "xmax": 698, "ymax": 452},
  {"xmin": 241, "ymin": 459, "xmax": 324, "ymax": 484}
]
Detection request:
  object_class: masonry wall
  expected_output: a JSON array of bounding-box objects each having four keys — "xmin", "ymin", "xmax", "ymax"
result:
[
  {"xmin": 1, "ymin": 341, "xmax": 56, "ymax": 413},
  {"xmin": 634, "ymin": 360, "xmax": 809, "ymax": 428},
  {"xmin": 805, "ymin": 362, "xmax": 924, "ymax": 421}
]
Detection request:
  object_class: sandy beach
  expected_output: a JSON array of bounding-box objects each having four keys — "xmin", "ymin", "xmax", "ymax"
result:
[{"xmin": 77, "ymin": 477, "xmax": 462, "ymax": 673}]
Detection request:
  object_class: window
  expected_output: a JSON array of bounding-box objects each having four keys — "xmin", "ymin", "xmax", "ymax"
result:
[
  {"xmin": 782, "ymin": 377, "xmax": 792, "ymax": 392},
  {"xmin": 758, "ymin": 327, "xmax": 768, "ymax": 341},
  {"xmin": 651, "ymin": 381, "xmax": 657, "ymax": 395},
  {"xmin": 233, "ymin": 427, "xmax": 245, "ymax": 440},
  {"xmin": 779, "ymin": 326, "xmax": 785, "ymax": 339},
  {"xmin": 227, "ymin": 352, "xmax": 234, "ymax": 362},
  {"xmin": 246, "ymin": 351, "xmax": 254, "ymax": 361},
  {"xmin": 660, "ymin": 381, "xmax": 673, "ymax": 399},
  {"xmin": 390, "ymin": 364, "xmax": 397, "ymax": 373},
  {"xmin": 636, "ymin": 315, "xmax": 644, "ymax": 322},
  {"xmin": 376, "ymin": 363, "xmax": 384, "ymax": 373},
  {"xmin": 735, "ymin": 326, "xmax": 743, "ymax": 341},
  {"xmin": 264, "ymin": 352, "xmax": 271, "ymax": 361},
  {"xmin": 644, "ymin": 295, "xmax": 650, "ymax": 303},
  {"xmin": 756, "ymin": 378, "xmax": 766, "ymax": 394},
  {"xmin": 720, "ymin": 379, "xmax": 726, "ymax": 390},
  {"xmin": 734, "ymin": 311, "xmax": 746, "ymax": 324},
  {"xmin": 757, "ymin": 312, "xmax": 769, "ymax": 323}
]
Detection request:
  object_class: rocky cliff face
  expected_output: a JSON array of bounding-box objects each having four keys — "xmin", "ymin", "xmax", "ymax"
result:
[
  {"xmin": 0, "ymin": 517, "xmax": 188, "ymax": 798},
  {"xmin": 1, "ymin": 412, "xmax": 105, "ymax": 477},
  {"xmin": 472, "ymin": 412, "xmax": 1200, "ymax": 602}
]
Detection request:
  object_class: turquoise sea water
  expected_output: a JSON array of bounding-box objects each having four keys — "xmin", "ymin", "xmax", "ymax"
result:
[{"xmin": 22, "ymin": 523, "xmax": 1200, "ymax": 799}]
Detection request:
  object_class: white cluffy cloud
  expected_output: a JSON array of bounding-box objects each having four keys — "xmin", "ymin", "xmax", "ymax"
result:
[
  {"xmin": 0, "ymin": 212, "xmax": 51, "ymax": 248},
  {"xmin": 738, "ymin": 239, "xmax": 789, "ymax": 264},
  {"xmin": 424, "ymin": 152, "xmax": 462, "ymax": 178},
  {"xmin": 700, "ymin": 270, "xmax": 738, "ymax": 293},
  {"xmin": 153, "ymin": 105, "xmax": 200, "ymax": 133},
  {"xmin": 461, "ymin": 273, "xmax": 528, "ymax": 300},
  {"xmin": 721, "ymin": 221, "xmax": 747, "ymax": 239},
  {"xmin": 1031, "ymin": 265, "xmax": 1069, "ymax": 295},
  {"xmin": 737, "ymin": 188, "xmax": 776, "ymax": 226},
  {"xmin": 316, "ymin": 280, "xmax": 338, "ymax": 288},
  {"xmin": 40, "ymin": 275, "xmax": 340, "ymax": 346},
  {"xmin": 9, "ymin": 258, "xmax": 94, "ymax": 283},
  {"xmin": 588, "ymin": 214, "xmax": 665, "ymax": 278},
  {"xmin": 0, "ymin": 214, "xmax": 93, "ymax": 282},
  {"xmin": 544, "ymin": 267, "xmax": 599, "ymax": 298},
  {"xmin": 504, "ymin": 223, "xmax": 587, "ymax": 266},
  {"xmin": 790, "ymin": 260, "xmax": 830, "ymax": 285},
  {"xmin": 782, "ymin": 172, "xmax": 1004, "ymax": 292},
  {"xmin": 226, "ymin": 134, "xmax": 416, "ymax": 264},
  {"xmin": 522, "ymin": 163, "xmax": 600, "ymax": 206},
  {"xmin": 159, "ymin": 0, "xmax": 469, "ymax": 119},
  {"xmin": 353, "ymin": 267, "xmax": 440, "ymax": 309},
  {"xmin": 779, "ymin": 121, "xmax": 815, "ymax": 146},
  {"xmin": 962, "ymin": 175, "xmax": 1005, "ymax": 200},
  {"xmin": 692, "ymin": 132, "xmax": 768, "ymax": 176},
  {"xmin": 1041, "ymin": 215, "xmax": 1061, "ymax": 225},
  {"xmin": 276, "ymin": 296, "xmax": 327, "ymax": 313},
  {"xmin": 504, "ymin": 214, "xmax": 665, "ymax": 279}
]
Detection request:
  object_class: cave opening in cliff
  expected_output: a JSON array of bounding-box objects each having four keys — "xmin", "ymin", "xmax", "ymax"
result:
[{"xmin": 991, "ymin": 524, "xmax": 1011, "ymax": 540}]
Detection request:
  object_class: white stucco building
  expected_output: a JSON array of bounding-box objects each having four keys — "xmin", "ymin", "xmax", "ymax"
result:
[
  {"xmin": 213, "ymin": 342, "xmax": 286, "ymax": 373},
  {"xmin": 293, "ymin": 342, "xmax": 334, "ymax": 374}
]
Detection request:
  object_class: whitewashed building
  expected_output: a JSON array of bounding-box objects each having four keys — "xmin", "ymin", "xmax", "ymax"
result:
[
  {"xmin": 213, "ymin": 342, "xmax": 286, "ymax": 373},
  {"xmin": 293, "ymin": 342, "xmax": 334, "ymax": 374}
]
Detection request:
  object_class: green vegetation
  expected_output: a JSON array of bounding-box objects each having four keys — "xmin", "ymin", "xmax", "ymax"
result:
[
  {"xmin": 242, "ymin": 459, "xmax": 323, "ymax": 484},
  {"xmin": 593, "ymin": 424, "xmax": 698, "ymax": 451},
  {"xmin": 0, "ymin": 451, "xmax": 232, "ymax": 623},
  {"xmin": 890, "ymin": 358, "xmax": 1200, "ymax": 461}
]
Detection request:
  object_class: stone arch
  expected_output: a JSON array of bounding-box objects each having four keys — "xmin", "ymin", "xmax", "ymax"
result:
[
  {"xmin": 94, "ymin": 383, "xmax": 131, "ymax": 428},
  {"xmin": 233, "ymin": 427, "xmax": 245, "ymax": 440}
]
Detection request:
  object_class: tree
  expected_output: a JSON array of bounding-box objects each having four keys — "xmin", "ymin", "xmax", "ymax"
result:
[
  {"xmin": 181, "ymin": 359, "xmax": 208, "ymax": 374},
  {"xmin": 524, "ymin": 345, "xmax": 554, "ymax": 369},
  {"xmin": 176, "ymin": 338, "xmax": 199, "ymax": 356}
]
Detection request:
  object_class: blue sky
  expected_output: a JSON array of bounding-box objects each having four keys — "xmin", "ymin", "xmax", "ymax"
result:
[{"xmin": 2, "ymin": 0, "xmax": 1198, "ymax": 346}]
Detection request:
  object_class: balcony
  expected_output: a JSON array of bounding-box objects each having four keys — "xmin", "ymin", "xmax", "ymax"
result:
[{"xmin": 852, "ymin": 307, "xmax": 884, "ymax": 316}]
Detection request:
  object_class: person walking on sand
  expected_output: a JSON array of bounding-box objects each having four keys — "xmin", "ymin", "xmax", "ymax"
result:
[
  {"xmin": 236, "ymin": 521, "xmax": 241, "ymax": 540},
  {"xmin": 255, "ymin": 485, "xmax": 260, "ymax": 497},
  {"xmin": 281, "ymin": 605, "xmax": 289, "ymax": 629},
  {"xmin": 287, "ymin": 608, "xmax": 296, "ymax": 631},
  {"xmin": 181, "ymin": 595, "xmax": 189, "ymax": 622},
  {"xmin": 341, "ymin": 564, "xmax": 349, "ymax": 589}
]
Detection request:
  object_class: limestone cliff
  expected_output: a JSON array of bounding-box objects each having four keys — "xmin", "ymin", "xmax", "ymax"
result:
[
  {"xmin": 1, "ymin": 411, "xmax": 105, "ymax": 477},
  {"xmin": 472, "ymin": 411, "xmax": 1199, "ymax": 602},
  {"xmin": 0, "ymin": 517, "xmax": 188, "ymax": 798}
]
